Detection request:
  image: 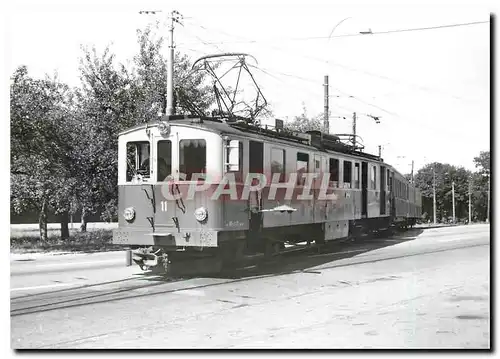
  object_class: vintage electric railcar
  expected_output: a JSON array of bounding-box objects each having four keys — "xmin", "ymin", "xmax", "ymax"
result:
[{"xmin": 113, "ymin": 115, "xmax": 422, "ymax": 273}]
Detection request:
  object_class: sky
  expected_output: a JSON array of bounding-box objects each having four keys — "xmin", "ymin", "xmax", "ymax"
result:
[{"xmin": 3, "ymin": 0, "xmax": 493, "ymax": 175}]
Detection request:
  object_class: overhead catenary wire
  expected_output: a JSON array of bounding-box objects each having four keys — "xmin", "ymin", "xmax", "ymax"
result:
[
  {"xmin": 180, "ymin": 17, "xmax": 478, "ymax": 138},
  {"xmin": 245, "ymin": 62, "xmax": 395, "ymax": 116},
  {"xmin": 178, "ymin": 20, "xmax": 489, "ymax": 45},
  {"xmin": 183, "ymin": 17, "xmax": 483, "ymax": 103},
  {"xmin": 249, "ymin": 64, "xmax": 364, "ymax": 119},
  {"xmin": 184, "ymin": 18, "xmax": 437, "ymax": 112}
]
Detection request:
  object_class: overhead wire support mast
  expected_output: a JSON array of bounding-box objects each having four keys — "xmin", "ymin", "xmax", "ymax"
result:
[
  {"xmin": 167, "ymin": 10, "xmax": 183, "ymax": 116},
  {"xmin": 138, "ymin": 9, "xmax": 183, "ymax": 116},
  {"xmin": 324, "ymin": 75, "xmax": 329, "ymax": 134}
]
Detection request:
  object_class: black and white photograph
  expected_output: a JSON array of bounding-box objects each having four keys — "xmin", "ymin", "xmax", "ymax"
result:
[{"xmin": 7, "ymin": 0, "xmax": 492, "ymax": 350}]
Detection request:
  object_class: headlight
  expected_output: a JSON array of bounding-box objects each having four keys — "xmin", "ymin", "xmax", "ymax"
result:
[
  {"xmin": 124, "ymin": 207, "xmax": 136, "ymax": 222},
  {"xmin": 194, "ymin": 207, "xmax": 208, "ymax": 222}
]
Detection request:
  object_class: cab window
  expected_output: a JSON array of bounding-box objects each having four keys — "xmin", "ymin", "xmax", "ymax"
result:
[
  {"xmin": 180, "ymin": 139, "xmax": 206, "ymax": 180},
  {"xmin": 126, "ymin": 141, "xmax": 150, "ymax": 181},
  {"xmin": 157, "ymin": 140, "xmax": 172, "ymax": 181}
]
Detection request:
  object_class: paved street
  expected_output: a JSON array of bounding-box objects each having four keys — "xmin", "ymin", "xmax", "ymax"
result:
[{"xmin": 11, "ymin": 224, "xmax": 490, "ymax": 349}]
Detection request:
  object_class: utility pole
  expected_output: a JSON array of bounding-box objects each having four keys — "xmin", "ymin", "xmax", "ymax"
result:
[
  {"xmin": 433, "ymin": 165, "xmax": 437, "ymax": 224},
  {"xmin": 352, "ymin": 112, "xmax": 357, "ymax": 149},
  {"xmin": 487, "ymin": 172, "xmax": 490, "ymax": 223},
  {"xmin": 139, "ymin": 9, "xmax": 181, "ymax": 115},
  {"xmin": 166, "ymin": 10, "xmax": 183, "ymax": 116},
  {"xmin": 468, "ymin": 178, "xmax": 472, "ymax": 224},
  {"xmin": 323, "ymin": 75, "xmax": 329, "ymax": 134},
  {"xmin": 411, "ymin": 160, "xmax": 414, "ymax": 184},
  {"xmin": 378, "ymin": 145, "xmax": 381, "ymax": 158},
  {"xmin": 452, "ymin": 181, "xmax": 455, "ymax": 224}
]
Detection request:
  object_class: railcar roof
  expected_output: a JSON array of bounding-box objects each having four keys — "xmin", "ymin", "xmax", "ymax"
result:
[{"xmin": 119, "ymin": 116, "xmax": 410, "ymax": 183}]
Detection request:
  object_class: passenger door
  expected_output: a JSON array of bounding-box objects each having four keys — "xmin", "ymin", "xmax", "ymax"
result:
[
  {"xmin": 248, "ymin": 141, "xmax": 264, "ymax": 250},
  {"xmin": 313, "ymin": 154, "xmax": 326, "ymax": 222},
  {"xmin": 380, "ymin": 165, "xmax": 386, "ymax": 215}
]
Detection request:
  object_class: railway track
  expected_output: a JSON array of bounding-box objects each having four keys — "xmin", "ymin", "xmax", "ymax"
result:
[
  {"xmin": 10, "ymin": 234, "xmax": 380, "ymax": 317},
  {"xmin": 13, "ymin": 228, "xmax": 484, "ymax": 317}
]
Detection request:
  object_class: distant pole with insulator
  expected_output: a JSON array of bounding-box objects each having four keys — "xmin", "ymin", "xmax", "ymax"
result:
[
  {"xmin": 139, "ymin": 9, "xmax": 178, "ymax": 116},
  {"xmin": 487, "ymin": 172, "xmax": 490, "ymax": 223},
  {"xmin": 411, "ymin": 160, "xmax": 414, "ymax": 184},
  {"xmin": 323, "ymin": 75, "xmax": 329, "ymax": 134},
  {"xmin": 468, "ymin": 178, "xmax": 472, "ymax": 224},
  {"xmin": 433, "ymin": 165, "xmax": 437, "ymax": 224},
  {"xmin": 452, "ymin": 181, "xmax": 455, "ymax": 224},
  {"xmin": 166, "ymin": 11, "xmax": 176, "ymax": 116},
  {"xmin": 352, "ymin": 112, "xmax": 357, "ymax": 149}
]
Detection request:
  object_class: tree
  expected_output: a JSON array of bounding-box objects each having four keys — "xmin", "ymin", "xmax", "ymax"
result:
[
  {"xmin": 413, "ymin": 163, "xmax": 471, "ymax": 222},
  {"xmin": 474, "ymin": 151, "xmax": 490, "ymax": 174},
  {"xmin": 73, "ymin": 25, "xmax": 215, "ymax": 230},
  {"xmin": 284, "ymin": 104, "xmax": 324, "ymax": 133},
  {"xmin": 74, "ymin": 45, "xmax": 138, "ymax": 231},
  {"xmin": 11, "ymin": 66, "xmax": 77, "ymax": 240},
  {"xmin": 132, "ymin": 24, "xmax": 214, "ymax": 118},
  {"xmin": 472, "ymin": 150, "xmax": 490, "ymax": 221}
]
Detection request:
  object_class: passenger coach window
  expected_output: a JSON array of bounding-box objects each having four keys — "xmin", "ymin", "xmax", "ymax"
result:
[
  {"xmin": 343, "ymin": 161, "xmax": 352, "ymax": 188},
  {"xmin": 371, "ymin": 165, "xmax": 377, "ymax": 190},
  {"xmin": 126, "ymin": 141, "xmax": 150, "ymax": 181},
  {"xmin": 157, "ymin": 140, "xmax": 172, "ymax": 181},
  {"xmin": 354, "ymin": 163, "xmax": 360, "ymax": 189},
  {"xmin": 271, "ymin": 148, "xmax": 286, "ymax": 182},
  {"xmin": 329, "ymin": 158, "xmax": 339, "ymax": 187},
  {"xmin": 180, "ymin": 139, "xmax": 206, "ymax": 180},
  {"xmin": 296, "ymin": 152, "xmax": 309, "ymax": 185}
]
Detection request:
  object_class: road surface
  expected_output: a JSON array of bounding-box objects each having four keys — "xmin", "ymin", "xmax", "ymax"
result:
[{"xmin": 11, "ymin": 224, "xmax": 490, "ymax": 349}]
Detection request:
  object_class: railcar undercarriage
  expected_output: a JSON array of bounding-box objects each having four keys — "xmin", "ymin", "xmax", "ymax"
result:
[{"xmin": 126, "ymin": 216, "xmax": 417, "ymax": 276}]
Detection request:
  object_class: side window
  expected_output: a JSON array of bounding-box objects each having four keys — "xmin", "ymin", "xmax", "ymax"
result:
[
  {"xmin": 157, "ymin": 140, "xmax": 172, "ymax": 181},
  {"xmin": 329, "ymin": 158, "xmax": 339, "ymax": 187},
  {"xmin": 226, "ymin": 139, "xmax": 243, "ymax": 182},
  {"xmin": 271, "ymin": 148, "xmax": 286, "ymax": 182},
  {"xmin": 386, "ymin": 169, "xmax": 390, "ymax": 191},
  {"xmin": 296, "ymin": 152, "xmax": 309, "ymax": 185},
  {"xmin": 371, "ymin": 165, "xmax": 377, "ymax": 190},
  {"xmin": 179, "ymin": 139, "xmax": 206, "ymax": 181},
  {"xmin": 343, "ymin": 160, "xmax": 352, "ymax": 188},
  {"xmin": 354, "ymin": 163, "xmax": 360, "ymax": 189},
  {"xmin": 126, "ymin": 141, "xmax": 150, "ymax": 181}
]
